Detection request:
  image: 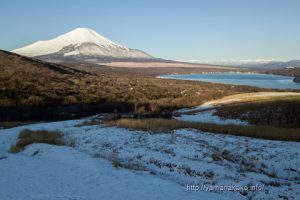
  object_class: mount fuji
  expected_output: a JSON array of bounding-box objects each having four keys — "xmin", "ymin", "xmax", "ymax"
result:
[{"xmin": 12, "ymin": 28, "xmax": 154, "ymax": 62}]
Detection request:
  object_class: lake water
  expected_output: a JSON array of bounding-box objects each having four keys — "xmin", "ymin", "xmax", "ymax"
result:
[{"xmin": 159, "ymin": 73, "xmax": 300, "ymax": 89}]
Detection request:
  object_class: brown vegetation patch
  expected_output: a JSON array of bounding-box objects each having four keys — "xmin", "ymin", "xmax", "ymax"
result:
[
  {"xmin": 107, "ymin": 118, "xmax": 300, "ymax": 142},
  {"xmin": 0, "ymin": 121, "xmax": 38, "ymax": 129},
  {"xmin": 0, "ymin": 50, "xmax": 267, "ymax": 121},
  {"xmin": 10, "ymin": 129, "xmax": 63, "ymax": 153},
  {"xmin": 215, "ymin": 97, "xmax": 300, "ymax": 128}
]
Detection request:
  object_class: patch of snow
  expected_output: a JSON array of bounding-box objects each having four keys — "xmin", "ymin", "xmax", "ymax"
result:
[
  {"xmin": 176, "ymin": 104, "xmax": 214, "ymax": 113},
  {"xmin": 0, "ymin": 144, "xmax": 224, "ymax": 200},
  {"xmin": 175, "ymin": 109, "xmax": 248, "ymax": 125}
]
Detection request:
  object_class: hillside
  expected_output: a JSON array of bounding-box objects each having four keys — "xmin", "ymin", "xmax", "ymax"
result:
[
  {"xmin": 0, "ymin": 50, "xmax": 90, "ymax": 106},
  {"xmin": 266, "ymin": 67, "xmax": 300, "ymax": 83},
  {"xmin": 0, "ymin": 50, "xmax": 267, "ymax": 121},
  {"xmin": 243, "ymin": 60, "xmax": 300, "ymax": 69}
]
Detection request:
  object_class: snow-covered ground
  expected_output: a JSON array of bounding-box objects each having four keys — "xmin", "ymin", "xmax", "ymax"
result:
[
  {"xmin": 174, "ymin": 99, "xmax": 247, "ymax": 125},
  {"xmin": 175, "ymin": 109, "xmax": 248, "ymax": 125},
  {"xmin": 1, "ymin": 117, "xmax": 299, "ymax": 200},
  {"xmin": 1, "ymin": 144, "xmax": 223, "ymax": 200}
]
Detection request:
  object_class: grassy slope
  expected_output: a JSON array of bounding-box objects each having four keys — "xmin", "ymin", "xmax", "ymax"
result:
[
  {"xmin": 215, "ymin": 96, "xmax": 300, "ymax": 128},
  {"xmin": 0, "ymin": 50, "xmax": 267, "ymax": 121}
]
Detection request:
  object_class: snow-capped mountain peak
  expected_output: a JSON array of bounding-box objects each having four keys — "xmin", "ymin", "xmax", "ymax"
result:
[
  {"xmin": 53, "ymin": 27, "xmax": 128, "ymax": 49},
  {"xmin": 12, "ymin": 28, "xmax": 152, "ymax": 60}
]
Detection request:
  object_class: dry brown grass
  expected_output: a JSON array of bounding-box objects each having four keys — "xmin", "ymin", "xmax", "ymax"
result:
[
  {"xmin": 0, "ymin": 50, "xmax": 267, "ymax": 121},
  {"xmin": 201, "ymin": 92, "xmax": 300, "ymax": 107},
  {"xmin": 215, "ymin": 97, "xmax": 300, "ymax": 128},
  {"xmin": 10, "ymin": 129, "xmax": 63, "ymax": 153},
  {"xmin": 0, "ymin": 121, "xmax": 38, "ymax": 129},
  {"xmin": 107, "ymin": 118, "xmax": 300, "ymax": 142}
]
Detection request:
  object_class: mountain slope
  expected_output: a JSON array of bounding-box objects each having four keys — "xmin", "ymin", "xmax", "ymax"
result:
[
  {"xmin": 0, "ymin": 50, "xmax": 90, "ymax": 75},
  {"xmin": 12, "ymin": 28, "xmax": 153, "ymax": 62}
]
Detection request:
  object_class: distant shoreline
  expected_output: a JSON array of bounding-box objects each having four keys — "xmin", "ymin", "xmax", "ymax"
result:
[
  {"xmin": 293, "ymin": 76, "xmax": 300, "ymax": 83},
  {"xmin": 159, "ymin": 71, "xmax": 300, "ymax": 84}
]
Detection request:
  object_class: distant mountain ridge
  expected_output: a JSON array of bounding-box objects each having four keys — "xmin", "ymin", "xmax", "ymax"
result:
[
  {"xmin": 237, "ymin": 60, "xmax": 300, "ymax": 69},
  {"xmin": 12, "ymin": 28, "xmax": 155, "ymax": 63}
]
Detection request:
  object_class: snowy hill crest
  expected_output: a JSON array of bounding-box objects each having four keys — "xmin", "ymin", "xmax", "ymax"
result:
[{"xmin": 12, "ymin": 28, "xmax": 152, "ymax": 60}]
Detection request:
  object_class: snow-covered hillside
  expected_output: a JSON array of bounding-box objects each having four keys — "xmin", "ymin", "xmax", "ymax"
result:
[
  {"xmin": 0, "ymin": 116, "xmax": 299, "ymax": 200},
  {"xmin": 12, "ymin": 28, "xmax": 152, "ymax": 60},
  {"xmin": 1, "ymin": 144, "xmax": 221, "ymax": 200}
]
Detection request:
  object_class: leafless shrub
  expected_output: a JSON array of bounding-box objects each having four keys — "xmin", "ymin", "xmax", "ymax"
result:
[
  {"xmin": 108, "ymin": 153, "xmax": 122, "ymax": 168},
  {"xmin": 212, "ymin": 152, "xmax": 223, "ymax": 161}
]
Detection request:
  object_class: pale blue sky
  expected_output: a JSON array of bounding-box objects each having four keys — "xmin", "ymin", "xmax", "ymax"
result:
[{"xmin": 0, "ymin": 0, "xmax": 299, "ymax": 62}]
